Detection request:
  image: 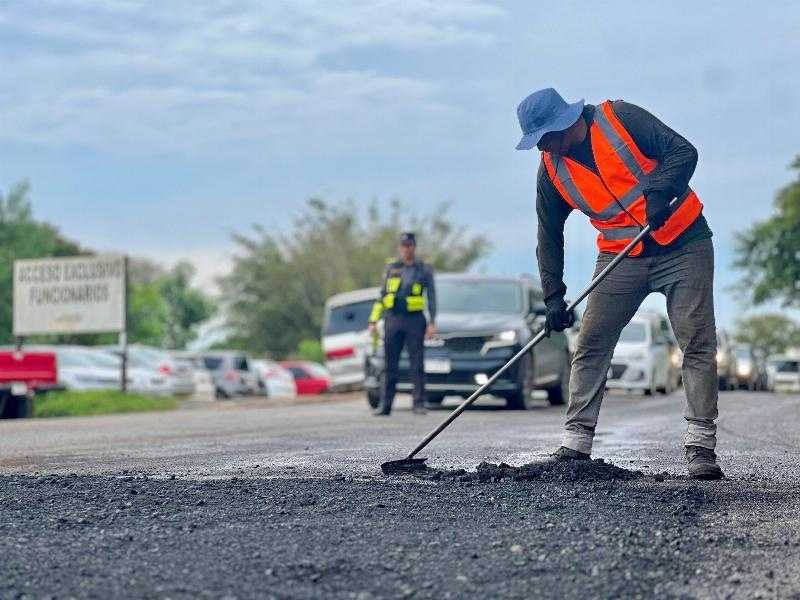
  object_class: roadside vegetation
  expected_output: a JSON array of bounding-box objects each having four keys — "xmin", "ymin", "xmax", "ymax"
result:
[
  {"xmin": 220, "ymin": 198, "xmax": 491, "ymax": 358},
  {"xmin": 33, "ymin": 390, "xmax": 179, "ymax": 418}
]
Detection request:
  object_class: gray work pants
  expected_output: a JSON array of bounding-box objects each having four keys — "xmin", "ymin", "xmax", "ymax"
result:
[{"xmin": 563, "ymin": 238, "xmax": 718, "ymax": 454}]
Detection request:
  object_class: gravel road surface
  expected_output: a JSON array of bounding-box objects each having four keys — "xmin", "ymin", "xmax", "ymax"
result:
[{"xmin": 2, "ymin": 391, "xmax": 800, "ymax": 599}]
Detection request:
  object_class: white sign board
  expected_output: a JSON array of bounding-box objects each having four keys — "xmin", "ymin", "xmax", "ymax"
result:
[{"xmin": 13, "ymin": 255, "xmax": 126, "ymax": 336}]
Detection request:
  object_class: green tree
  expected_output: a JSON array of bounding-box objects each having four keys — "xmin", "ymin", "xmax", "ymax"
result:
[
  {"xmin": 0, "ymin": 181, "xmax": 83, "ymax": 344},
  {"xmin": 221, "ymin": 198, "xmax": 491, "ymax": 357},
  {"xmin": 734, "ymin": 314, "xmax": 800, "ymax": 356},
  {"xmin": 124, "ymin": 258, "xmax": 216, "ymax": 349},
  {"xmin": 734, "ymin": 156, "xmax": 800, "ymax": 307}
]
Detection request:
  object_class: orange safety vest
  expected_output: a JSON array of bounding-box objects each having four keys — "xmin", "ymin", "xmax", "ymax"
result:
[{"xmin": 542, "ymin": 100, "xmax": 703, "ymax": 256}]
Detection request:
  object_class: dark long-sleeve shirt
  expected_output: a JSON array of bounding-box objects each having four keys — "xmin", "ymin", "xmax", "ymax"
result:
[
  {"xmin": 536, "ymin": 100, "xmax": 712, "ymax": 304},
  {"xmin": 379, "ymin": 260, "xmax": 437, "ymax": 323}
]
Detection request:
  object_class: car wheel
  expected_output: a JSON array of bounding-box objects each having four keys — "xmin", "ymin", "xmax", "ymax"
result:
[
  {"xmin": 367, "ymin": 389, "xmax": 381, "ymax": 409},
  {"xmin": 546, "ymin": 354, "xmax": 570, "ymax": 406},
  {"xmin": 506, "ymin": 353, "xmax": 535, "ymax": 410},
  {"xmin": 425, "ymin": 394, "xmax": 445, "ymax": 406},
  {"xmin": 644, "ymin": 372, "xmax": 656, "ymax": 396}
]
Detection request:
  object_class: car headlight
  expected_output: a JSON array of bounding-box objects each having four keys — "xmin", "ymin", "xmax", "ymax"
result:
[
  {"xmin": 716, "ymin": 351, "xmax": 727, "ymax": 366},
  {"xmin": 670, "ymin": 351, "xmax": 682, "ymax": 368},
  {"xmin": 737, "ymin": 364, "xmax": 752, "ymax": 377},
  {"xmin": 480, "ymin": 330, "xmax": 519, "ymax": 355},
  {"xmin": 495, "ymin": 330, "xmax": 518, "ymax": 343}
]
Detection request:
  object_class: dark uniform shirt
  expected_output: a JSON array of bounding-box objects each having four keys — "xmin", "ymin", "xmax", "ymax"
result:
[
  {"xmin": 536, "ymin": 100, "xmax": 713, "ymax": 304},
  {"xmin": 383, "ymin": 260, "xmax": 437, "ymax": 323}
]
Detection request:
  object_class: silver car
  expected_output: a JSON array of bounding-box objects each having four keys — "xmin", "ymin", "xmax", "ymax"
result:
[{"xmin": 200, "ymin": 352, "xmax": 260, "ymax": 399}]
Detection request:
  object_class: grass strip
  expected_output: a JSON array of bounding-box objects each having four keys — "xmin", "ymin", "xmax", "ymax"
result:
[{"xmin": 33, "ymin": 390, "xmax": 179, "ymax": 418}]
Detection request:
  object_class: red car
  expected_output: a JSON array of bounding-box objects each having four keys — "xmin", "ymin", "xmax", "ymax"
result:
[{"xmin": 279, "ymin": 361, "xmax": 331, "ymax": 395}]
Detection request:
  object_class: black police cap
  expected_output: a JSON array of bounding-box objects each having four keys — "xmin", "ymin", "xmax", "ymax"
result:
[{"xmin": 399, "ymin": 232, "xmax": 416, "ymax": 245}]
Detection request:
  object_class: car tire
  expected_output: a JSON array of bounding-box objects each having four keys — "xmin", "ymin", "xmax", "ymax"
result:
[
  {"xmin": 425, "ymin": 394, "xmax": 445, "ymax": 406},
  {"xmin": 506, "ymin": 353, "xmax": 535, "ymax": 410},
  {"xmin": 546, "ymin": 354, "xmax": 570, "ymax": 405},
  {"xmin": 658, "ymin": 371, "xmax": 674, "ymax": 395},
  {"xmin": 367, "ymin": 389, "xmax": 381, "ymax": 409}
]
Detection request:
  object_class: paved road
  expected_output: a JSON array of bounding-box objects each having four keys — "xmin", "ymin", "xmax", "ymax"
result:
[
  {"xmin": 2, "ymin": 391, "xmax": 799, "ymax": 479},
  {"xmin": 2, "ymin": 390, "xmax": 800, "ymax": 598}
]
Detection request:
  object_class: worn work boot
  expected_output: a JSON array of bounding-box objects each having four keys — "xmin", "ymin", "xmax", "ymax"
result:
[
  {"xmin": 549, "ymin": 446, "xmax": 591, "ymax": 462},
  {"xmin": 685, "ymin": 445, "xmax": 724, "ymax": 480},
  {"xmin": 372, "ymin": 405, "xmax": 391, "ymax": 416}
]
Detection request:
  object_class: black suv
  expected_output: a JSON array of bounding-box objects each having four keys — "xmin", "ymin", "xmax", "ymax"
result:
[{"xmin": 365, "ymin": 274, "xmax": 572, "ymax": 410}]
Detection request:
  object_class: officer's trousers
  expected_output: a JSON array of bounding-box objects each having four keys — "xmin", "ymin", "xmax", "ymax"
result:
[{"xmin": 381, "ymin": 312, "xmax": 426, "ymax": 413}]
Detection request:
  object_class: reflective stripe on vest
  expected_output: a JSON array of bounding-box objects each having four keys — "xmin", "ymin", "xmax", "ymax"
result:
[
  {"xmin": 406, "ymin": 296, "xmax": 425, "ymax": 312},
  {"xmin": 551, "ymin": 157, "xmax": 644, "ymax": 221}
]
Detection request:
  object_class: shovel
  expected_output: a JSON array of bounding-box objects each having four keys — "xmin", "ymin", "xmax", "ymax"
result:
[{"xmin": 381, "ymin": 214, "xmax": 667, "ymax": 475}]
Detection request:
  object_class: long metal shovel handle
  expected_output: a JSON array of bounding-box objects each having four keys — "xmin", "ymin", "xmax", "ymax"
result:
[{"xmin": 404, "ymin": 214, "xmax": 664, "ymax": 461}]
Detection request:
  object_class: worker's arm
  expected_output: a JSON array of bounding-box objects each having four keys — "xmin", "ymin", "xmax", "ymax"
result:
[
  {"xmin": 536, "ymin": 162, "xmax": 573, "ymax": 305},
  {"xmin": 611, "ymin": 100, "xmax": 698, "ymax": 226}
]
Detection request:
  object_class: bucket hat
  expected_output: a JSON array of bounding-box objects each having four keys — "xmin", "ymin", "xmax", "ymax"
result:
[{"xmin": 515, "ymin": 88, "xmax": 584, "ymax": 150}]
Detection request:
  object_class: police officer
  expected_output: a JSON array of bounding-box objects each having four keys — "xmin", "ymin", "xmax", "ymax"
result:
[{"xmin": 368, "ymin": 232, "xmax": 437, "ymax": 416}]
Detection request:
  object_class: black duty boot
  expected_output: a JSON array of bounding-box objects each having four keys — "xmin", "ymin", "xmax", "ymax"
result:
[
  {"xmin": 685, "ymin": 445, "xmax": 723, "ymax": 480},
  {"xmin": 372, "ymin": 405, "xmax": 391, "ymax": 416},
  {"xmin": 549, "ymin": 446, "xmax": 591, "ymax": 462}
]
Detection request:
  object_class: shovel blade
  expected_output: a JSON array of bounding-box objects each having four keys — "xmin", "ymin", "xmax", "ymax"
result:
[{"xmin": 381, "ymin": 457, "xmax": 428, "ymax": 475}]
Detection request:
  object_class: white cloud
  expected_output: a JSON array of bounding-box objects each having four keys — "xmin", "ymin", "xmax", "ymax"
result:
[{"xmin": 0, "ymin": 0, "xmax": 502, "ymax": 153}]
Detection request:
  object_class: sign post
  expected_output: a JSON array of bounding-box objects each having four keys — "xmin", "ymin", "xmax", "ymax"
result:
[
  {"xmin": 13, "ymin": 254, "xmax": 128, "ymax": 389},
  {"xmin": 120, "ymin": 256, "xmax": 129, "ymax": 392}
]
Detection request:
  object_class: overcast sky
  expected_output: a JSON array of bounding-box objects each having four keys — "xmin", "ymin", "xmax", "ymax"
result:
[{"xmin": 1, "ymin": 1, "xmax": 798, "ymax": 327}]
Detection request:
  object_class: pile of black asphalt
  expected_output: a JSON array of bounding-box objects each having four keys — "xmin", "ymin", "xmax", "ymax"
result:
[{"xmin": 2, "ymin": 463, "xmax": 799, "ymax": 599}]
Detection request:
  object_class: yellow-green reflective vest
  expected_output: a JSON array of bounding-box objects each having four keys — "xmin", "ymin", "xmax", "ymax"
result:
[{"xmin": 369, "ymin": 262, "xmax": 426, "ymax": 322}]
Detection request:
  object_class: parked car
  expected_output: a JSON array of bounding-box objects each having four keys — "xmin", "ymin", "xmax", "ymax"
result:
[
  {"xmin": 767, "ymin": 355, "xmax": 800, "ymax": 393},
  {"xmin": 365, "ymin": 274, "xmax": 572, "ymax": 410},
  {"xmin": 322, "ymin": 287, "xmax": 380, "ymax": 391},
  {"xmin": 251, "ymin": 359, "xmax": 297, "ymax": 399},
  {"xmin": 716, "ymin": 330, "xmax": 738, "ymax": 391},
  {"xmin": 0, "ymin": 349, "xmax": 58, "ymax": 418},
  {"xmin": 733, "ymin": 345, "xmax": 761, "ymax": 391},
  {"xmin": 280, "ymin": 361, "xmax": 331, "ymax": 395},
  {"xmin": 103, "ymin": 344, "xmax": 195, "ymax": 396},
  {"xmin": 6, "ymin": 345, "xmax": 171, "ymax": 395},
  {"xmin": 605, "ymin": 311, "xmax": 680, "ymax": 395},
  {"xmin": 200, "ymin": 352, "xmax": 260, "ymax": 398},
  {"xmin": 174, "ymin": 352, "xmax": 216, "ymax": 401}
]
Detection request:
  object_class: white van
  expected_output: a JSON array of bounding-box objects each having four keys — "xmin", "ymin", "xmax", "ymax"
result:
[
  {"xmin": 767, "ymin": 354, "xmax": 800, "ymax": 393},
  {"xmin": 322, "ymin": 287, "xmax": 380, "ymax": 391},
  {"xmin": 606, "ymin": 311, "xmax": 681, "ymax": 395}
]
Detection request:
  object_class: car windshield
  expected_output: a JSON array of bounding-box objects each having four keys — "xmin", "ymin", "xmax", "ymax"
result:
[
  {"xmin": 203, "ymin": 356, "xmax": 224, "ymax": 370},
  {"xmin": 619, "ymin": 322, "xmax": 647, "ymax": 343},
  {"xmin": 56, "ymin": 349, "xmax": 97, "ymax": 368},
  {"xmin": 325, "ymin": 300, "xmax": 375, "ymax": 335},
  {"xmin": 735, "ymin": 348, "xmax": 751, "ymax": 360},
  {"xmin": 437, "ymin": 280, "xmax": 523, "ymax": 314},
  {"xmin": 85, "ymin": 351, "xmax": 122, "ymax": 369},
  {"xmin": 305, "ymin": 363, "xmax": 329, "ymax": 378},
  {"xmin": 773, "ymin": 360, "xmax": 800, "ymax": 373}
]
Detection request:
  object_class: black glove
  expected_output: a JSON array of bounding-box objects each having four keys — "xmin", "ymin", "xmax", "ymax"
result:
[
  {"xmin": 645, "ymin": 191, "xmax": 671, "ymax": 231},
  {"xmin": 544, "ymin": 297, "xmax": 575, "ymax": 335}
]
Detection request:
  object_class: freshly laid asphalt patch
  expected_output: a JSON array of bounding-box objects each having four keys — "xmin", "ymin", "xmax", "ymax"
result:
[
  {"xmin": 2, "ymin": 470, "xmax": 799, "ymax": 599},
  {"xmin": 410, "ymin": 458, "xmax": 648, "ymax": 483}
]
